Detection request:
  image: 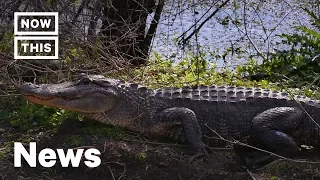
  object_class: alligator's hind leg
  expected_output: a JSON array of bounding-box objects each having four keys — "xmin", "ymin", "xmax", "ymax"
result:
[
  {"xmin": 248, "ymin": 107, "xmax": 304, "ymax": 168},
  {"xmin": 152, "ymin": 107, "xmax": 211, "ymax": 160}
]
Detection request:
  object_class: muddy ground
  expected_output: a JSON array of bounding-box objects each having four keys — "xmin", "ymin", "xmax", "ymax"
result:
[{"xmin": 0, "ymin": 117, "xmax": 319, "ymax": 180}]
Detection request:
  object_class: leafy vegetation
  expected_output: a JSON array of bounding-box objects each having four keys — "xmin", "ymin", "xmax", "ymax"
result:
[
  {"xmin": 66, "ymin": 135, "xmax": 84, "ymax": 146},
  {"xmin": 119, "ymin": 51, "xmax": 272, "ymax": 89},
  {"xmin": 4, "ymin": 98, "xmax": 81, "ymax": 131},
  {"xmin": 136, "ymin": 152, "xmax": 147, "ymax": 161},
  {"xmin": 238, "ymin": 7, "xmax": 320, "ymax": 90},
  {"xmin": 81, "ymin": 125, "xmax": 128, "ymax": 139}
]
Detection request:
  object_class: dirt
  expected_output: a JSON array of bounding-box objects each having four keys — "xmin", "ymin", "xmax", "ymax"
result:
[{"xmin": 0, "ymin": 118, "xmax": 319, "ymax": 180}]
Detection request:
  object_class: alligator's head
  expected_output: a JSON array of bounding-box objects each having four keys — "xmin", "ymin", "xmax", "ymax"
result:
[{"xmin": 20, "ymin": 76, "xmax": 122, "ymax": 113}]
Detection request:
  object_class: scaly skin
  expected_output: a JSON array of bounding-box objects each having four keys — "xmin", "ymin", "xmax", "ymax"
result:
[{"xmin": 20, "ymin": 75, "xmax": 320, "ymax": 164}]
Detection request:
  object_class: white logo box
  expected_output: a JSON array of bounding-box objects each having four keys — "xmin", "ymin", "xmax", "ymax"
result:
[
  {"xmin": 14, "ymin": 36, "xmax": 59, "ymax": 59},
  {"xmin": 14, "ymin": 12, "xmax": 58, "ymax": 35}
]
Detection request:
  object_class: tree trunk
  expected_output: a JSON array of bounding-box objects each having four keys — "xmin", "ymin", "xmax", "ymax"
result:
[{"xmin": 100, "ymin": 0, "xmax": 156, "ymax": 66}]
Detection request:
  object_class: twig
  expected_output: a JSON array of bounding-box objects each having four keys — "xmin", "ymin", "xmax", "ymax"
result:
[
  {"xmin": 108, "ymin": 166, "xmax": 116, "ymax": 180},
  {"xmin": 118, "ymin": 166, "xmax": 127, "ymax": 180},
  {"xmin": 104, "ymin": 162, "xmax": 126, "ymax": 180},
  {"xmin": 224, "ymin": 10, "xmax": 266, "ymax": 60},
  {"xmin": 71, "ymin": 146, "xmax": 97, "ymax": 150},
  {"xmin": 103, "ymin": 141, "xmax": 107, "ymax": 153},
  {"xmin": 311, "ymin": 54, "xmax": 320, "ymax": 61},
  {"xmin": 42, "ymin": 175, "xmax": 56, "ymax": 180},
  {"xmin": 176, "ymin": 5, "xmax": 215, "ymax": 43},
  {"xmin": 71, "ymin": 0, "xmax": 90, "ymax": 25},
  {"xmin": 178, "ymin": 0, "xmax": 231, "ymax": 45},
  {"xmin": 125, "ymin": 139, "xmax": 229, "ymax": 150},
  {"xmin": 247, "ymin": 169, "xmax": 256, "ymax": 180},
  {"xmin": 0, "ymin": 94, "xmax": 22, "ymax": 97},
  {"xmin": 204, "ymin": 124, "xmax": 320, "ymax": 165}
]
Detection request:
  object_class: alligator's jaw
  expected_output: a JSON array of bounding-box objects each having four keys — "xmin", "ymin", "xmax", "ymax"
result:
[
  {"xmin": 24, "ymin": 95, "xmax": 57, "ymax": 107},
  {"xmin": 20, "ymin": 81, "xmax": 117, "ymax": 113}
]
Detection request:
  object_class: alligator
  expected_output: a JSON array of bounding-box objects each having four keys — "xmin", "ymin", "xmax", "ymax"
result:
[{"xmin": 19, "ymin": 75, "xmax": 320, "ymax": 166}]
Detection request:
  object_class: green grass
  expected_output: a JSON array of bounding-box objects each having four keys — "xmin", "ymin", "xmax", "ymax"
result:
[
  {"xmin": 66, "ymin": 135, "xmax": 84, "ymax": 146},
  {"xmin": 81, "ymin": 124, "xmax": 128, "ymax": 139}
]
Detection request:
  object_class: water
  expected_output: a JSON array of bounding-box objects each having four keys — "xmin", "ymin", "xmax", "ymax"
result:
[{"xmin": 148, "ymin": 0, "xmax": 313, "ymax": 68}]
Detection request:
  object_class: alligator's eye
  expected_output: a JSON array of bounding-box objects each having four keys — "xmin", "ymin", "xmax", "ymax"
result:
[
  {"xmin": 92, "ymin": 79, "xmax": 112, "ymax": 87},
  {"xmin": 77, "ymin": 77, "xmax": 91, "ymax": 85}
]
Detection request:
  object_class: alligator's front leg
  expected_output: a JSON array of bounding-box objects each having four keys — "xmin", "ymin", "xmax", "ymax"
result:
[
  {"xmin": 248, "ymin": 107, "xmax": 304, "ymax": 168},
  {"xmin": 151, "ymin": 107, "xmax": 210, "ymax": 159}
]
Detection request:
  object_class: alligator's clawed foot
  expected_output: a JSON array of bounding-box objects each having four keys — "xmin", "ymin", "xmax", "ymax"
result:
[
  {"xmin": 233, "ymin": 145, "xmax": 279, "ymax": 169},
  {"xmin": 188, "ymin": 145, "xmax": 212, "ymax": 164},
  {"xmin": 246, "ymin": 154, "xmax": 278, "ymax": 169},
  {"xmin": 188, "ymin": 152, "xmax": 205, "ymax": 164}
]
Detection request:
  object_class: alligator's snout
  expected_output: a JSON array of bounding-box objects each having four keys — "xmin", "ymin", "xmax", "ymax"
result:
[
  {"xmin": 20, "ymin": 82, "xmax": 43, "ymax": 95},
  {"xmin": 22, "ymin": 82, "xmax": 39, "ymax": 88},
  {"xmin": 23, "ymin": 82, "xmax": 36, "ymax": 86},
  {"xmin": 19, "ymin": 80, "xmax": 117, "ymax": 113},
  {"xmin": 20, "ymin": 82, "xmax": 58, "ymax": 101}
]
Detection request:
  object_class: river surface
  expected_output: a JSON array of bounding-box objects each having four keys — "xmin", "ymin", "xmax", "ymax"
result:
[{"xmin": 148, "ymin": 0, "xmax": 313, "ymax": 68}]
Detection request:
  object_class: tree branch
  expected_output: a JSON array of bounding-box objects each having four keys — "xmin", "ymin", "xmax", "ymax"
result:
[
  {"xmin": 144, "ymin": 0, "xmax": 165, "ymax": 54},
  {"xmin": 178, "ymin": 0, "xmax": 230, "ymax": 46}
]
